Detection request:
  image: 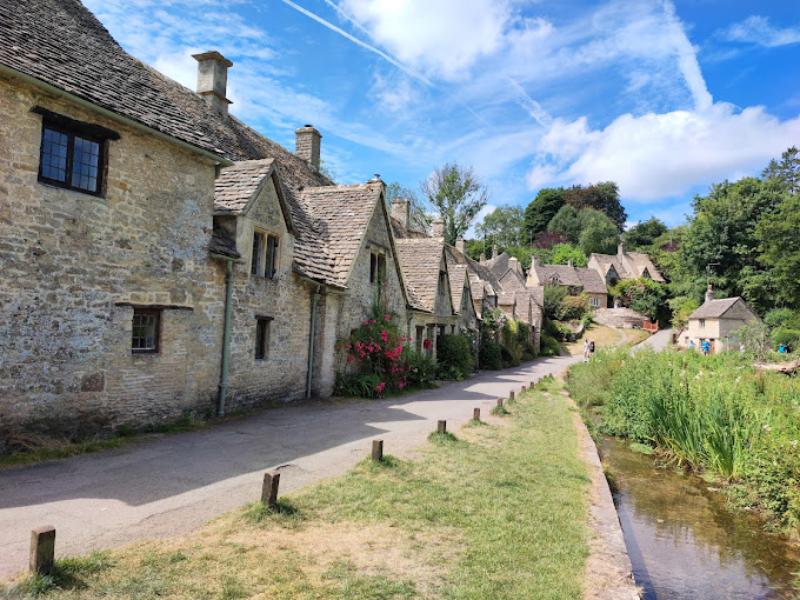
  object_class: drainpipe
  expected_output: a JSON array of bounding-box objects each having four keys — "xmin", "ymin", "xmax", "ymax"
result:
[
  {"xmin": 305, "ymin": 285, "xmax": 321, "ymax": 399},
  {"xmin": 217, "ymin": 258, "xmax": 235, "ymax": 417}
]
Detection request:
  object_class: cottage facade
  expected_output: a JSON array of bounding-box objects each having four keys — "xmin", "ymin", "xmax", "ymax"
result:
[
  {"xmin": 526, "ymin": 257, "xmax": 608, "ymax": 309},
  {"xmin": 588, "ymin": 244, "xmax": 665, "ymax": 307},
  {"xmin": 679, "ymin": 286, "xmax": 759, "ymax": 353}
]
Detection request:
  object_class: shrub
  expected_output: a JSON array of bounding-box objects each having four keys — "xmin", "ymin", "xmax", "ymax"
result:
[
  {"xmin": 610, "ymin": 277, "xmax": 667, "ymax": 320},
  {"xmin": 539, "ymin": 334, "xmax": 561, "ymax": 357},
  {"xmin": 764, "ymin": 308, "xmax": 800, "ymax": 330},
  {"xmin": 402, "ymin": 348, "xmax": 437, "ymax": 388},
  {"xmin": 556, "ymin": 294, "xmax": 589, "ymax": 321},
  {"xmin": 501, "ymin": 320, "xmax": 523, "ymax": 366},
  {"xmin": 479, "ymin": 339, "xmax": 503, "ymax": 370},
  {"xmin": 436, "ymin": 334, "xmax": 476, "ymax": 380},
  {"xmin": 543, "ymin": 285, "xmax": 567, "ymax": 320},
  {"xmin": 772, "ymin": 328, "xmax": 800, "ymax": 351}
]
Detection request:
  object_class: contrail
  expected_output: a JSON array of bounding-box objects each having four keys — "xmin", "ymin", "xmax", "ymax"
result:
[{"xmin": 505, "ymin": 76, "xmax": 552, "ymax": 128}]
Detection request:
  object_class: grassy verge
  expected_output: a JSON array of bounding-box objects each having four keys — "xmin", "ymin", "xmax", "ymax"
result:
[
  {"xmin": 3, "ymin": 379, "xmax": 590, "ymax": 600},
  {"xmin": 567, "ymin": 348, "xmax": 800, "ymax": 534}
]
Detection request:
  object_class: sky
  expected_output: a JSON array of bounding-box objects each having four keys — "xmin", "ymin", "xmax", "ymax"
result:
[{"xmin": 85, "ymin": 0, "xmax": 800, "ymax": 229}]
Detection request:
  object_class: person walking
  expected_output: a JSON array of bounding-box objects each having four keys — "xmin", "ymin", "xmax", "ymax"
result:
[{"xmin": 583, "ymin": 339, "xmax": 591, "ymax": 362}]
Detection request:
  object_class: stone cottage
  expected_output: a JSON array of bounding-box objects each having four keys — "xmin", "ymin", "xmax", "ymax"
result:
[
  {"xmin": 0, "ymin": 0, "xmax": 410, "ymax": 442},
  {"xmin": 588, "ymin": 244, "xmax": 665, "ymax": 306},
  {"xmin": 526, "ymin": 257, "xmax": 608, "ymax": 309},
  {"xmin": 679, "ymin": 286, "xmax": 760, "ymax": 354}
]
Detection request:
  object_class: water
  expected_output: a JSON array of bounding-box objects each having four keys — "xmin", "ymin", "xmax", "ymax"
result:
[{"xmin": 601, "ymin": 437, "xmax": 800, "ymax": 600}]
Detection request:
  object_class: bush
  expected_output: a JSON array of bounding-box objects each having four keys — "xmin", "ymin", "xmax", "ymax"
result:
[
  {"xmin": 556, "ymin": 294, "xmax": 589, "ymax": 321},
  {"xmin": 543, "ymin": 285, "xmax": 567, "ymax": 320},
  {"xmin": 610, "ymin": 277, "xmax": 667, "ymax": 320},
  {"xmin": 436, "ymin": 334, "xmax": 476, "ymax": 379},
  {"xmin": 479, "ymin": 339, "xmax": 503, "ymax": 370},
  {"xmin": 539, "ymin": 334, "xmax": 561, "ymax": 357},
  {"xmin": 772, "ymin": 328, "xmax": 800, "ymax": 351},
  {"xmin": 764, "ymin": 308, "xmax": 800, "ymax": 330},
  {"xmin": 403, "ymin": 348, "xmax": 437, "ymax": 388}
]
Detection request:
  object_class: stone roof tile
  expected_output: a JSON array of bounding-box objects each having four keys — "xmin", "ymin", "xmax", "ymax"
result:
[{"xmin": 395, "ymin": 238, "xmax": 446, "ymax": 312}]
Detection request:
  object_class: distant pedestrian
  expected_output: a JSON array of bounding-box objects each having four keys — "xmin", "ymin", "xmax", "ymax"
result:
[
  {"xmin": 589, "ymin": 340, "xmax": 596, "ymax": 354},
  {"xmin": 701, "ymin": 339, "xmax": 711, "ymax": 356},
  {"xmin": 583, "ymin": 339, "xmax": 590, "ymax": 362}
]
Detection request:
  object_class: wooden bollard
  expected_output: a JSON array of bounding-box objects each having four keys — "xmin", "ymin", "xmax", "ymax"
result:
[
  {"xmin": 29, "ymin": 526, "xmax": 55, "ymax": 575},
  {"xmin": 261, "ymin": 471, "xmax": 280, "ymax": 509},
  {"xmin": 521, "ymin": 385, "xmax": 527, "ymax": 393},
  {"xmin": 509, "ymin": 390, "xmax": 515, "ymax": 402},
  {"xmin": 530, "ymin": 380, "xmax": 536, "ymax": 388},
  {"xmin": 473, "ymin": 408, "xmax": 481, "ymax": 421},
  {"xmin": 371, "ymin": 439, "xmax": 384, "ymax": 462},
  {"xmin": 437, "ymin": 420, "xmax": 447, "ymax": 434},
  {"xmin": 496, "ymin": 398, "xmax": 504, "ymax": 408}
]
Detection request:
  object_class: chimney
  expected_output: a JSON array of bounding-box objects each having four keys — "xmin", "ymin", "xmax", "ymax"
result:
[
  {"xmin": 509, "ymin": 256, "xmax": 519, "ymax": 272},
  {"xmin": 391, "ymin": 198, "xmax": 410, "ymax": 230},
  {"xmin": 567, "ymin": 259, "xmax": 573, "ymax": 268},
  {"xmin": 456, "ymin": 239, "xmax": 465, "ymax": 254},
  {"xmin": 432, "ymin": 218, "xmax": 445, "ymax": 238},
  {"xmin": 295, "ymin": 125, "xmax": 322, "ymax": 172},
  {"xmin": 617, "ymin": 243, "xmax": 625, "ymax": 257},
  {"xmin": 705, "ymin": 284, "xmax": 714, "ymax": 304},
  {"xmin": 531, "ymin": 255, "xmax": 539, "ymax": 268},
  {"xmin": 192, "ymin": 51, "xmax": 233, "ymax": 118}
]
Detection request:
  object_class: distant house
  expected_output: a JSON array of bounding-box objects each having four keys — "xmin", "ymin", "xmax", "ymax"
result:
[
  {"xmin": 588, "ymin": 244, "xmax": 665, "ymax": 301},
  {"xmin": 680, "ymin": 286, "xmax": 760, "ymax": 354},
  {"xmin": 526, "ymin": 257, "xmax": 608, "ymax": 309}
]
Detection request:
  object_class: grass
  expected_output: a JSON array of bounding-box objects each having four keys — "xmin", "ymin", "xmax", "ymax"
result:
[
  {"xmin": 565, "ymin": 324, "xmax": 649, "ymax": 356},
  {"xmin": 2, "ymin": 380, "xmax": 591, "ymax": 600}
]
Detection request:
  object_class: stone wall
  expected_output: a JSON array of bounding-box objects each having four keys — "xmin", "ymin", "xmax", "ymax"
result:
[{"xmin": 0, "ymin": 75, "xmax": 225, "ymax": 444}]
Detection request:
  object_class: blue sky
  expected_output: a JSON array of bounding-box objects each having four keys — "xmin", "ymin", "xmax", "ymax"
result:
[{"xmin": 86, "ymin": 0, "xmax": 800, "ymax": 229}]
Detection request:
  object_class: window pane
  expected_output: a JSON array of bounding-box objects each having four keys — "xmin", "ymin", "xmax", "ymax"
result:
[
  {"xmin": 251, "ymin": 233, "xmax": 262, "ymax": 275},
  {"xmin": 40, "ymin": 127, "xmax": 68, "ymax": 182},
  {"xmin": 132, "ymin": 311, "xmax": 159, "ymax": 352},
  {"xmin": 266, "ymin": 236, "xmax": 278, "ymax": 279},
  {"xmin": 255, "ymin": 318, "xmax": 270, "ymax": 360},
  {"xmin": 71, "ymin": 136, "xmax": 100, "ymax": 192}
]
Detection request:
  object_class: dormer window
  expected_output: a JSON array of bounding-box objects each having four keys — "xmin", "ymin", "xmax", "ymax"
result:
[
  {"xmin": 266, "ymin": 235, "xmax": 279, "ymax": 279},
  {"xmin": 370, "ymin": 252, "xmax": 386, "ymax": 284},
  {"xmin": 33, "ymin": 107, "xmax": 118, "ymax": 197}
]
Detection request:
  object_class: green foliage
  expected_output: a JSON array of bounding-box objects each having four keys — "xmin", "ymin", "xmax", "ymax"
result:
[
  {"xmin": 436, "ymin": 333, "xmax": 476, "ymax": 379},
  {"xmin": 556, "ymin": 294, "xmax": 589, "ymax": 321},
  {"xmin": 668, "ymin": 295, "xmax": 700, "ymax": 331},
  {"xmin": 623, "ymin": 217, "xmax": 668, "ymax": 249},
  {"xmin": 610, "ymin": 277, "xmax": 667, "ymax": 320},
  {"xmin": 402, "ymin": 348, "xmax": 437, "ymax": 388},
  {"xmin": 772, "ymin": 328, "xmax": 800, "ymax": 352},
  {"xmin": 539, "ymin": 334, "xmax": 561, "ymax": 357},
  {"xmin": 735, "ymin": 320, "xmax": 772, "ymax": 360},
  {"xmin": 761, "ymin": 146, "xmax": 799, "ymax": 195},
  {"xmin": 542, "ymin": 284, "xmax": 567, "ymax": 321},
  {"xmin": 422, "ymin": 163, "xmax": 488, "ymax": 245},
  {"xmin": 563, "ymin": 181, "xmax": 627, "ymax": 229},
  {"xmin": 501, "ymin": 320, "xmax": 523, "ymax": 367},
  {"xmin": 547, "ymin": 204, "xmax": 581, "ymax": 242},
  {"xmin": 578, "ymin": 208, "xmax": 620, "ymax": 255},
  {"xmin": 764, "ymin": 308, "xmax": 800, "ymax": 330},
  {"xmin": 756, "ymin": 192, "xmax": 800, "ymax": 310},
  {"xmin": 524, "ymin": 187, "xmax": 565, "ymax": 237},
  {"xmin": 464, "ymin": 239, "xmax": 486, "ymax": 261},
  {"xmin": 478, "ymin": 339, "xmax": 503, "ymax": 370},
  {"xmin": 549, "ymin": 243, "xmax": 588, "ymax": 267},
  {"xmin": 568, "ymin": 350, "xmax": 800, "ymax": 532},
  {"xmin": 476, "ymin": 205, "xmax": 525, "ymax": 248}
]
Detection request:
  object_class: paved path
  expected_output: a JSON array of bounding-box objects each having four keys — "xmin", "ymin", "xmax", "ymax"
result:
[
  {"xmin": 634, "ymin": 328, "xmax": 673, "ymax": 352},
  {"xmin": 0, "ymin": 355, "xmax": 580, "ymax": 580}
]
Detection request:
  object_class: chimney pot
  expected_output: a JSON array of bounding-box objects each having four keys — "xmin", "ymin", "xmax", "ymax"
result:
[
  {"xmin": 705, "ymin": 284, "xmax": 714, "ymax": 304},
  {"xmin": 617, "ymin": 243, "xmax": 625, "ymax": 257},
  {"xmin": 567, "ymin": 259, "xmax": 573, "ymax": 268},
  {"xmin": 432, "ymin": 218, "xmax": 445, "ymax": 238},
  {"xmin": 192, "ymin": 51, "xmax": 233, "ymax": 118},
  {"xmin": 391, "ymin": 198, "xmax": 410, "ymax": 231},
  {"xmin": 456, "ymin": 239, "xmax": 465, "ymax": 254},
  {"xmin": 295, "ymin": 125, "xmax": 322, "ymax": 172}
]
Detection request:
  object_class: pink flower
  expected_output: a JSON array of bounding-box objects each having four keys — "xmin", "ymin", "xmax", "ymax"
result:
[
  {"xmin": 398, "ymin": 378, "xmax": 407, "ymax": 390},
  {"xmin": 384, "ymin": 314, "xmax": 392, "ymax": 322},
  {"xmin": 423, "ymin": 338, "xmax": 433, "ymax": 350},
  {"xmin": 374, "ymin": 381, "xmax": 386, "ymax": 395},
  {"xmin": 380, "ymin": 329, "xmax": 389, "ymax": 343}
]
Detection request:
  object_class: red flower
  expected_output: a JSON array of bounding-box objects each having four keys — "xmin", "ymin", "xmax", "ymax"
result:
[
  {"xmin": 384, "ymin": 314, "xmax": 392, "ymax": 322},
  {"xmin": 374, "ymin": 381, "xmax": 386, "ymax": 394},
  {"xmin": 380, "ymin": 329, "xmax": 389, "ymax": 343},
  {"xmin": 423, "ymin": 338, "xmax": 433, "ymax": 350}
]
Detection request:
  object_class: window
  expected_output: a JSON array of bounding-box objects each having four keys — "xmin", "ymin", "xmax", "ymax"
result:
[
  {"xmin": 34, "ymin": 106, "xmax": 119, "ymax": 196},
  {"xmin": 439, "ymin": 271, "xmax": 447, "ymax": 291},
  {"xmin": 255, "ymin": 317, "xmax": 272, "ymax": 360},
  {"xmin": 251, "ymin": 232, "xmax": 264, "ymax": 276},
  {"xmin": 370, "ymin": 252, "xmax": 386, "ymax": 284},
  {"xmin": 591, "ymin": 297, "xmax": 600, "ymax": 308},
  {"xmin": 699, "ymin": 319, "xmax": 705, "ymax": 328},
  {"xmin": 131, "ymin": 308, "xmax": 160, "ymax": 353},
  {"xmin": 266, "ymin": 235, "xmax": 279, "ymax": 279},
  {"xmin": 415, "ymin": 325, "xmax": 424, "ymax": 353},
  {"xmin": 426, "ymin": 325, "xmax": 435, "ymax": 357}
]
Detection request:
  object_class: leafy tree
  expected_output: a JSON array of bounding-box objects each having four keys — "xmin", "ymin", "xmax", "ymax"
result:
[
  {"xmin": 542, "ymin": 285, "xmax": 567, "ymax": 321},
  {"xmin": 578, "ymin": 209, "xmax": 620, "ymax": 255},
  {"xmin": 464, "ymin": 239, "xmax": 486, "ymax": 261},
  {"xmin": 756, "ymin": 192, "xmax": 800, "ymax": 309},
  {"xmin": 563, "ymin": 182, "xmax": 627, "ymax": 229},
  {"xmin": 385, "ymin": 181, "xmax": 430, "ymax": 232},
  {"xmin": 547, "ymin": 205, "xmax": 581, "ymax": 242},
  {"xmin": 668, "ymin": 295, "xmax": 700, "ymax": 331},
  {"xmin": 532, "ymin": 231, "xmax": 568, "ymax": 249},
  {"xmin": 422, "ymin": 164, "xmax": 488, "ymax": 246},
  {"xmin": 524, "ymin": 188, "xmax": 565, "ymax": 238},
  {"xmin": 610, "ymin": 278, "xmax": 667, "ymax": 320},
  {"xmin": 476, "ymin": 206, "xmax": 524, "ymax": 248},
  {"xmin": 762, "ymin": 146, "xmax": 799, "ymax": 195},
  {"xmin": 623, "ymin": 217, "xmax": 668, "ymax": 249},
  {"xmin": 549, "ymin": 243, "xmax": 587, "ymax": 267}
]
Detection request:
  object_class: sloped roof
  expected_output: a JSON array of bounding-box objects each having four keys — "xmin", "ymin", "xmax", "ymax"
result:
[
  {"xmin": 533, "ymin": 263, "xmax": 582, "ymax": 287},
  {"xmin": 214, "ymin": 160, "xmax": 276, "ymax": 215},
  {"xmin": 497, "ymin": 292, "xmax": 517, "ymax": 306},
  {"xmin": 689, "ymin": 297, "xmax": 745, "ymax": 320},
  {"xmin": 590, "ymin": 250, "xmax": 665, "ymax": 283},
  {"xmin": 447, "ymin": 262, "xmax": 468, "ymax": 313},
  {"xmin": 624, "ymin": 251, "xmax": 665, "ymax": 282},
  {"xmin": 395, "ymin": 238, "xmax": 447, "ymax": 312},
  {"xmin": 575, "ymin": 268, "xmax": 607, "ymax": 294}
]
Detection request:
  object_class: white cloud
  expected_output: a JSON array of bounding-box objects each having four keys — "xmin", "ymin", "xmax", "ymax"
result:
[
  {"xmin": 527, "ymin": 103, "xmax": 800, "ymax": 200},
  {"xmin": 722, "ymin": 15, "xmax": 800, "ymax": 48},
  {"xmin": 339, "ymin": 0, "xmax": 516, "ymax": 79},
  {"xmin": 370, "ymin": 72, "xmax": 419, "ymax": 114}
]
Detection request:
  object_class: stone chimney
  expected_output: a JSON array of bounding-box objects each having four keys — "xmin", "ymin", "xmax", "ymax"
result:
[
  {"xmin": 391, "ymin": 198, "xmax": 410, "ymax": 230},
  {"xmin": 295, "ymin": 125, "xmax": 322, "ymax": 172},
  {"xmin": 617, "ymin": 243, "xmax": 625, "ymax": 257},
  {"xmin": 192, "ymin": 51, "xmax": 233, "ymax": 118},
  {"xmin": 456, "ymin": 239, "xmax": 465, "ymax": 254},
  {"xmin": 567, "ymin": 259, "xmax": 574, "ymax": 268},
  {"xmin": 432, "ymin": 218, "xmax": 445, "ymax": 238},
  {"xmin": 705, "ymin": 284, "xmax": 714, "ymax": 304},
  {"xmin": 531, "ymin": 255, "xmax": 539, "ymax": 268},
  {"xmin": 509, "ymin": 256, "xmax": 519, "ymax": 273}
]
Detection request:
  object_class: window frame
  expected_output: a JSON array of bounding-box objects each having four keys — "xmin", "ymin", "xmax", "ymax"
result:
[
  {"xmin": 255, "ymin": 316, "xmax": 272, "ymax": 361},
  {"xmin": 131, "ymin": 308, "xmax": 161, "ymax": 354},
  {"xmin": 369, "ymin": 251, "xmax": 386, "ymax": 284},
  {"xmin": 251, "ymin": 230, "xmax": 265, "ymax": 276},
  {"xmin": 35, "ymin": 112, "xmax": 112, "ymax": 197},
  {"xmin": 265, "ymin": 234, "xmax": 279, "ymax": 280}
]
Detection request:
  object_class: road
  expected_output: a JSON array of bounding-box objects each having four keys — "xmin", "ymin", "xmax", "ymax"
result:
[
  {"xmin": 0, "ymin": 354, "xmax": 580, "ymax": 580},
  {"xmin": 634, "ymin": 327, "xmax": 673, "ymax": 352}
]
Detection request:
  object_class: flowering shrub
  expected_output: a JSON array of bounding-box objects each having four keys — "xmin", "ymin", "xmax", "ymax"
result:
[{"xmin": 335, "ymin": 305, "xmax": 422, "ymax": 398}]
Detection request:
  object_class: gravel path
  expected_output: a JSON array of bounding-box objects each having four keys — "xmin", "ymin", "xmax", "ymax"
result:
[{"xmin": 0, "ymin": 355, "xmax": 580, "ymax": 580}]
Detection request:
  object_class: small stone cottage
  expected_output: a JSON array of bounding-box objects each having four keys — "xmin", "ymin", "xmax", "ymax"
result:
[
  {"xmin": 679, "ymin": 286, "xmax": 760, "ymax": 353},
  {"xmin": 526, "ymin": 257, "xmax": 608, "ymax": 309},
  {"xmin": 588, "ymin": 244, "xmax": 665, "ymax": 306}
]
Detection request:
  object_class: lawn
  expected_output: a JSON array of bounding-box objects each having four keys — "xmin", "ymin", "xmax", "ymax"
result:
[
  {"xmin": 565, "ymin": 324, "xmax": 649, "ymax": 356},
  {"xmin": 3, "ymin": 379, "xmax": 591, "ymax": 600}
]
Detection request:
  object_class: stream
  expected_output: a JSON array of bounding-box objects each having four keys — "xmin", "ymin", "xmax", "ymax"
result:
[{"xmin": 601, "ymin": 437, "xmax": 800, "ymax": 599}]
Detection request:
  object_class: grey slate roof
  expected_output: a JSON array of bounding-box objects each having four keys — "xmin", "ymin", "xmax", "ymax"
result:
[
  {"xmin": 533, "ymin": 263, "xmax": 582, "ymax": 287},
  {"xmin": 575, "ymin": 268, "xmax": 607, "ymax": 294},
  {"xmin": 447, "ymin": 262, "xmax": 468, "ymax": 313},
  {"xmin": 590, "ymin": 250, "xmax": 665, "ymax": 283},
  {"xmin": 689, "ymin": 297, "xmax": 744, "ymax": 320},
  {"xmin": 214, "ymin": 160, "xmax": 276, "ymax": 215},
  {"xmin": 395, "ymin": 238, "xmax": 447, "ymax": 313}
]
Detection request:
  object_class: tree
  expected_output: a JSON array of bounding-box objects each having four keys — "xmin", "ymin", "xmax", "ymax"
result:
[
  {"xmin": 563, "ymin": 182, "xmax": 626, "ymax": 229},
  {"xmin": 762, "ymin": 146, "xmax": 799, "ymax": 195},
  {"xmin": 476, "ymin": 206, "xmax": 524, "ymax": 248},
  {"xmin": 549, "ymin": 243, "xmax": 587, "ymax": 267},
  {"xmin": 542, "ymin": 285, "xmax": 567, "ymax": 321},
  {"xmin": 524, "ymin": 188, "xmax": 564, "ymax": 239},
  {"xmin": 422, "ymin": 164, "xmax": 487, "ymax": 245},
  {"xmin": 756, "ymin": 192, "xmax": 800, "ymax": 309},
  {"xmin": 578, "ymin": 209, "xmax": 620, "ymax": 255},
  {"xmin": 385, "ymin": 181, "xmax": 430, "ymax": 232},
  {"xmin": 547, "ymin": 205, "xmax": 581, "ymax": 243},
  {"xmin": 624, "ymin": 217, "xmax": 668, "ymax": 249}
]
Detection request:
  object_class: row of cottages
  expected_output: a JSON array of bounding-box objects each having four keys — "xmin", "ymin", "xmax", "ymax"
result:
[{"xmin": 0, "ymin": 0, "xmax": 533, "ymax": 443}]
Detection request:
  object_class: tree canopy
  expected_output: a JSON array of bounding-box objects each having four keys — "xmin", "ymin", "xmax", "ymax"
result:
[
  {"xmin": 423, "ymin": 163, "xmax": 487, "ymax": 246},
  {"xmin": 563, "ymin": 182, "xmax": 627, "ymax": 230},
  {"xmin": 524, "ymin": 188, "xmax": 565, "ymax": 239},
  {"xmin": 623, "ymin": 217, "xmax": 668, "ymax": 249},
  {"xmin": 476, "ymin": 206, "xmax": 524, "ymax": 248}
]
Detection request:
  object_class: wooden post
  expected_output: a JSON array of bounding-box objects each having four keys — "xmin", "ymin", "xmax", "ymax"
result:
[
  {"xmin": 437, "ymin": 420, "xmax": 447, "ymax": 434},
  {"xmin": 371, "ymin": 439, "xmax": 384, "ymax": 462},
  {"xmin": 261, "ymin": 471, "xmax": 280, "ymax": 509},
  {"xmin": 509, "ymin": 390, "xmax": 515, "ymax": 402},
  {"xmin": 473, "ymin": 408, "xmax": 480, "ymax": 421},
  {"xmin": 29, "ymin": 526, "xmax": 55, "ymax": 575},
  {"xmin": 530, "ymin": 380, "xmax": 536, "ymax": 388},
  {"xmin": 521, "ymin": 385, "xmax": 527, "ymax": 394},
  {"xmin": 496, "ymin": 398, "xmax": 504, "ymax": 408}
]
